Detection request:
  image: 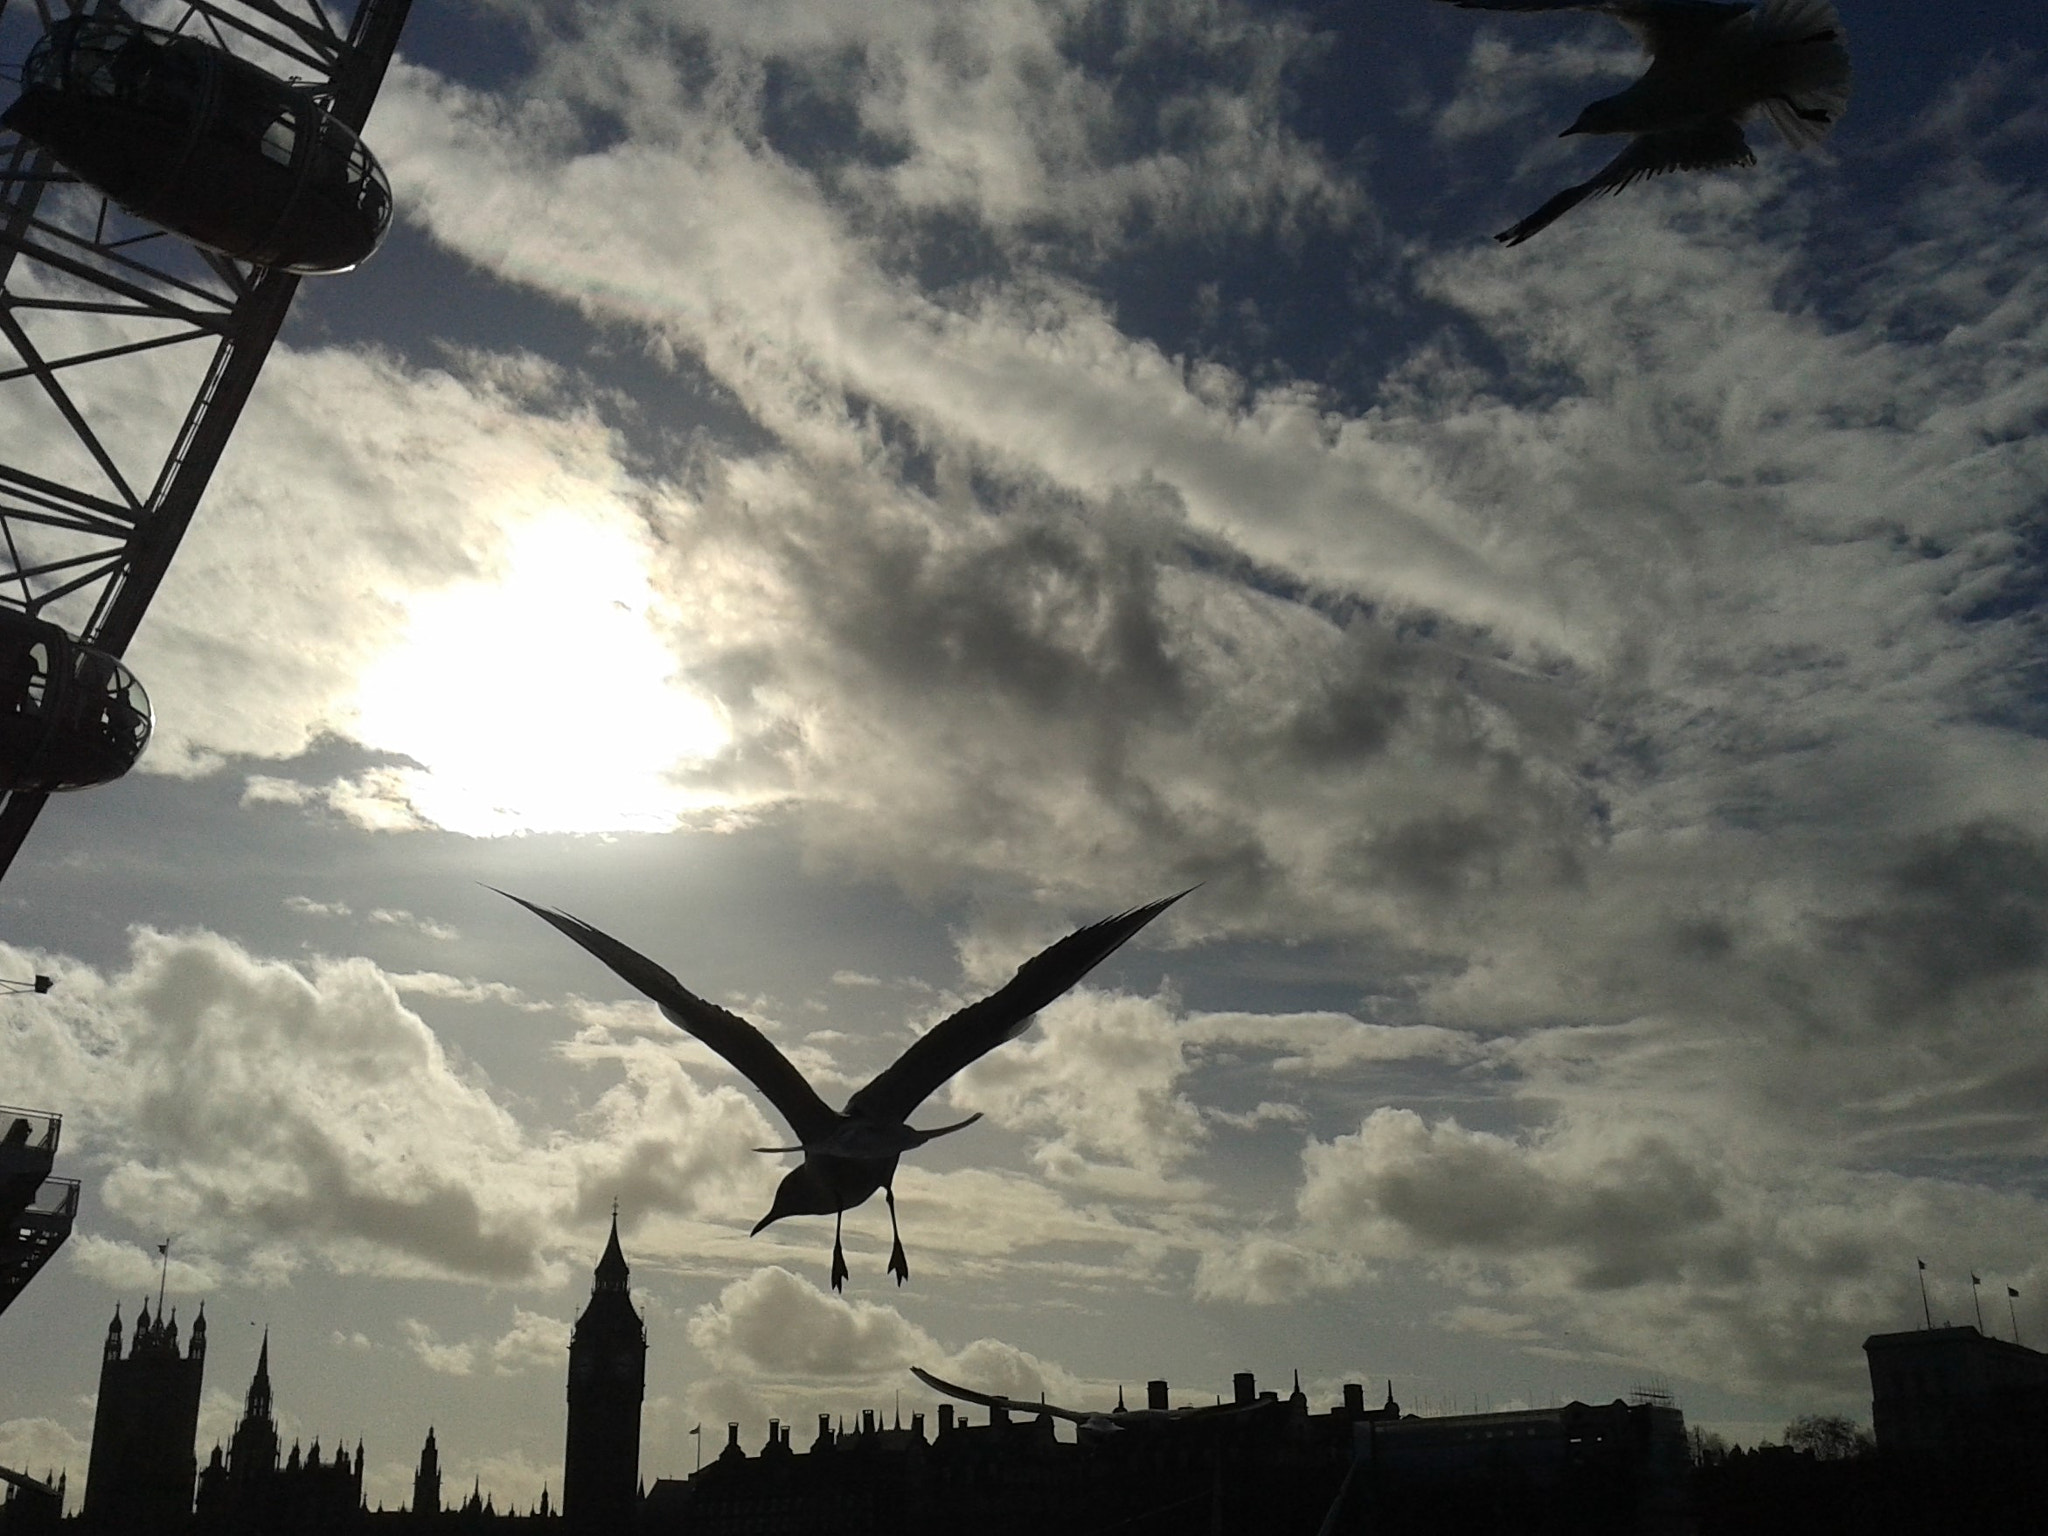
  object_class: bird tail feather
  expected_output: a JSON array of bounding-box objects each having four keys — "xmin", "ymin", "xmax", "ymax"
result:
[{"xmin": 1749, "ymin": 0, "xmax": 1850, "ymax": 149}]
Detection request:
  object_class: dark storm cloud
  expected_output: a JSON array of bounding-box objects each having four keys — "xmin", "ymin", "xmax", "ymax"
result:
[{"xmin": 1829, "ymin": 821, "xmax": 2048, "ymax": 1022}]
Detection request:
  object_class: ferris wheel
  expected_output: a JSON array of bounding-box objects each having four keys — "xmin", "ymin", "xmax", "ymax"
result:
[{"xmin": 0, "ymin": 0, "xmax": 412, "ymax": 878}]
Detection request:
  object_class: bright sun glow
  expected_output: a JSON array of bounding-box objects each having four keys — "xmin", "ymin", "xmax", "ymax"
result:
[{"xmin": 350, "ymin": 511, "xmax": 729, "ymax": 836}]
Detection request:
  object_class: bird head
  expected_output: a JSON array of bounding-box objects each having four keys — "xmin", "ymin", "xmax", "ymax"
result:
[{"xmin": 750, "ymin": 1162, "xmax": 841, "ymax": 1234}]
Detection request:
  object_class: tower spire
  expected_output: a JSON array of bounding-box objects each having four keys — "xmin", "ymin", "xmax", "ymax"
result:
[
  {"xmin": 247, "ymin": 1329, "xmax": 273, "ymax": 1420},
  {"xmin": 594, "ymin": 1208, "xmax": 630, "ymax": 1293}
]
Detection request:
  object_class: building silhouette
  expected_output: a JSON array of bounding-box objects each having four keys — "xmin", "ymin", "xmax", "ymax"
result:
[
  {"xmin": 194, "ymin": 1333, "xmax": 364, "ymax": 1532},
  {"xmin": 412, "ymin": 1427, "xmax": 441, "ymax": 1518},
  {"xmin": 561, "ymin": 1213, "xmax": 644, "ymax": 1533},
  {"xmin": 81, "ymin": 1298, "xmax": 205, "ymax": 1532},
  {"xmin": 1863, "ymin": 1324, "xmax": 2048, "ymax": 1464}
]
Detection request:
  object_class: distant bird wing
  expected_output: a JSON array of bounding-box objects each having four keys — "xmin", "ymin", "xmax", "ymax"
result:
[
  {"xmin": 912, "ymin": 1366, "xmax": 1094, "ymax": 1425},
  {"xmin": 1495, "ymin": 118, "xmax": 1753, "ymax": 244},
  {"xmin": 495, "ymin": 890, "xmax": 841, "ymax": 1144},
  {"xmin": 847, "ymin": 890, "xmax": 1192, "ymax": 1125}
]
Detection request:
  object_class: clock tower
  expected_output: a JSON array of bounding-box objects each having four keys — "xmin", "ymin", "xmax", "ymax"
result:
[{"xmin": 562, "ymin": 1209, "xmax": 645, "ymax": 1533}]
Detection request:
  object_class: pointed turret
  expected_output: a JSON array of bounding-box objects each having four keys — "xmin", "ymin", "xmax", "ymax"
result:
[
  {"xmin": 593, "ymin": 1208, "xmax": 629, "ymax": 1294},
  {"xmin": 247, "ymin": 1330, "xmax": 273, "ymax": 1421},
  {"xmin": 413, "ymin": 1427, "xmax": 441, "ymax": 1517}
]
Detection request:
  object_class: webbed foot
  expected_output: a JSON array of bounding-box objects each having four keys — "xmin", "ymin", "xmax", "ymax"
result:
[
  {"xmin": 888, "ymin": 1236, "xmax": 909, "ymax": 1286},
  {"xmin": 831, "ymin": 1236, "xmax": 849, "ymax": 1292}
]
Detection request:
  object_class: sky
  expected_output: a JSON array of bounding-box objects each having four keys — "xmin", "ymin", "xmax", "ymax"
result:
[{"xmin": 2, "ymin": 0, "xmax": 2046, "ymax": 1515}]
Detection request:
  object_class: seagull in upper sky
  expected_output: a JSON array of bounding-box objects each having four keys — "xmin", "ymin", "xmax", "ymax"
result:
[
  {"xmin": 499, "ymin": 887, "xmax": 1190, "ymax": 1290},
  {"xmin": 1434, "ymin": 0, "xmax": 1851, "ymax": 245}
]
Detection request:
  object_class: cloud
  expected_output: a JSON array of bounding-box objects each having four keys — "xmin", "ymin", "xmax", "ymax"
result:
[
  {"xmin": 1432, "ymin": 30, "xmax": 1639, "ymax": 144},
  {"xmin": 948, "ymin": 989, "xmax": 1206, "ymax": 1185},
  {"xmin": 490, "ymin": 1309, "xmax": 573, "ymax": 1375},
  {"xmin": 65, "ymin": 1235, "xmax": 220, "ymax": 1298},
  {"xmin": 686, "ymin": 1265, "xmax": 1086, "ymax": 1412},
  {"xmin": 1191, "ymin": 1233, "xmax": 1364, "ymax": 1305},
  {"xmin": 688, "ymin": 1266, "xmax": 944, "ymax": 1380},
  {"xmin": 367, "ymin": 909, "xmax": 461, "ymax": 942},
  {"xmin": 1183, "ymin": 1012, "xmax": 1485, "ymax": 1076},
  {"xmin": 1201, "ymin": 1101, "xmax": 1308, "ymax": 1131},
  {"xmin": 402, "ymin": 1320, "xmax": 477, "ymax": 1377},
  {"xmin": 3, "ymin": 930, "xmax": 565, "ymax": 1283},
  {"xmin": 0, "ymin": 1417, "xmax": 88, "ymax": 1485},
  {"xmin": 284, "ymin": 897, "xmax": 353, "ymax": 919},
  {"xmin": 1298, "ymin": 1108, "xmax": 1729, "ymax": 1290},
  {"xmin": 393, "ymin": 1309, "xmax": 568, "ymax": 1379}
]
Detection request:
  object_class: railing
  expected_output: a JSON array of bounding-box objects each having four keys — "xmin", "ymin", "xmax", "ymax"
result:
[
  {"xmin": 0, "ymin": 1103, "xmax": 60, "ymax": 1154},
  {"xmin": 19, "ymin": 1175, "xmax": 79, "ymax": 1221}
]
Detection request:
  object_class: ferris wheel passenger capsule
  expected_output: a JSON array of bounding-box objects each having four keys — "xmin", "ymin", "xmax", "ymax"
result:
[
  {"xmin": 0, "ymin": 611, "xmax": 152, "ymax": 794},
  {"xmin": 1, "ymin": 9, "xmax": 393, "ymax": 274}
]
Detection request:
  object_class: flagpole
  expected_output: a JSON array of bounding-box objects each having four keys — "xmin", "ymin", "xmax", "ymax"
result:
[
  {"xmin": 2009, "ymin": 1288, "xmax": 2023, "ymax": 1347},
  {"xmin": 1972, "ymin": 1273, "xmax": 1985, "ymax": 1332},
  {"xmin": 1917, "ymin": 1259, "xmax": 1932, "ymax": 1329}
]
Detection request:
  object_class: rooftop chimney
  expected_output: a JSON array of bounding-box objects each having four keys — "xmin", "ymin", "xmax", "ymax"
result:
[
  {"xmin": 1233, "ymin": 1372, "xmax": 1255, "ymax": 1406},
  {"xmin": 1343, "ymin": 1383, "xmax": 1365, "ymax": 1416},
  {"xmin": 938, "ymin": 1404, "xmax": 955, "ymax": 1435},
  {"xmin": 1147, "ymin": 1380, "xmax": 1168, "ymax": 1413}
]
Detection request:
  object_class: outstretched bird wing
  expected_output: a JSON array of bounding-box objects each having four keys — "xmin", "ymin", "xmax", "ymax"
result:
[
  {"xmin": 847, "ymin": 890, "xmax": 1192, "ymax": 1126},
  {"xmin": 1496, "ymin": 118, "xmax": 1752, "ymax": 244},
  {"xmin": 911, "ymin": 1367, "xmax": 1095, "ymax": 1425},
  {"xmin": 495, "ymin": 890, "xmax": 841, "ymax": 1144}
]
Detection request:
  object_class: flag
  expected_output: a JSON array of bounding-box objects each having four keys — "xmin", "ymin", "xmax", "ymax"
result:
[
  {"xmin": 1973, "ymin": 1273, "xmax": 1982, "ymax": 1286},
  {"xmin": 2011, "ymin": 1288, "xmax": 2021, "ymax": 1299},
  {"xmin": 1917, "ymin": 1258, "xmax": 1926, "ymax": 1271},
  {"xmin": 689, "ymin": 1425, "xmax": 701, "ymax": 1437},
  {"xmin": 156, "ymin": 1242, "xmax": 169, "ymax": 1258}
]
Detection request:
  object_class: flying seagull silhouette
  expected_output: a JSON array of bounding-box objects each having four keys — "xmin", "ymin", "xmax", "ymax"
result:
[
  {"xmin": 498, "ymin": 887, "xmax": 1190, "ymax": 1290},
  {"xmin": 1435, "ymin": 0, "xmax": 1850, "ymax": 245}
]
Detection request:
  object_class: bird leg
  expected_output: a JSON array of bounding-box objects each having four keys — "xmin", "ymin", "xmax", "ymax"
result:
[
  {"xmin": 831, "ymin": 1208, "xmax": 849, "ymax": 1292},
  {"xmin": 886, "ymin": 1186, "xmax": 909, "ymax": 1286}
]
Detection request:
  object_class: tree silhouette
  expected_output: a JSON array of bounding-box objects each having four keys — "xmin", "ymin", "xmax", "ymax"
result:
[{"xmin": 1782, "ymin": 1413, "xmax": 1874, "ymax": 1460}]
